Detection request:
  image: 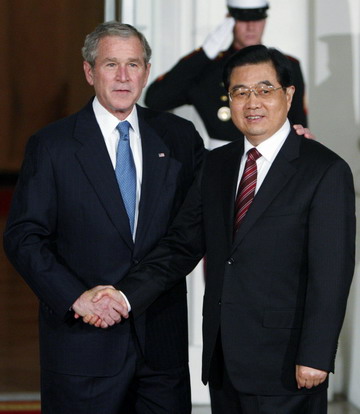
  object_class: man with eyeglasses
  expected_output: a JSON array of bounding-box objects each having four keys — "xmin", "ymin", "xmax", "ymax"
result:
[
  {"xmin": 94, "ymin": 45, "xmax": 355, "ymax": 413},
  {"xmin": 145, "ymin": 0, "xmax": 308, "ymax": 149}
]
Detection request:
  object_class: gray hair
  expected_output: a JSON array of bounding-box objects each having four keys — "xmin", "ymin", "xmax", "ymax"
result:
[{"xmin": 82, "ymin": 21, "xmax": 152, "ymax": 67}]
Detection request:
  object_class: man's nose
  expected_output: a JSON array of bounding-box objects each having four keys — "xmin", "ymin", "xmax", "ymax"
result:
[
  {"xmin": 116, "ymin": 66, "xmax": 129, "ymax": 81},
  {"xmin": 246, "ymin": 91, "xmax": 261, "ymax": 107}
]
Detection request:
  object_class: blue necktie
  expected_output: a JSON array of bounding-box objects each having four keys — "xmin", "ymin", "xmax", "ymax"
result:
[{"xmin": 115, "ymin": 121, "xmax": 136, "ymax": 235}]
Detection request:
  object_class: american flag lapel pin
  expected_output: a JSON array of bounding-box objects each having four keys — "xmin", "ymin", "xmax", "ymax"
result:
[{"xmin": 158, "ymin": 153, "xmax": 165, "ymax": 158}]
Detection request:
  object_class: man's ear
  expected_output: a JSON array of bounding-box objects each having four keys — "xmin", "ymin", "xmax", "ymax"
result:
[
  {"xmin": 83, "ymin": 61, "xmax": 94, "ymax": 86},
  {"xmin": 143, "ymin": 63, "xmax": 151, "ymax": 88},
  {"xmin": 286, "ymin": 85, "xmax": 295, "ymax": 112}
]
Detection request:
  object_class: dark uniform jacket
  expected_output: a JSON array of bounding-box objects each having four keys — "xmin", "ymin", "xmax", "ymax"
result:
[{"xmin": 145, "ymin": 47, "xmax": 307, "ymax": 142}]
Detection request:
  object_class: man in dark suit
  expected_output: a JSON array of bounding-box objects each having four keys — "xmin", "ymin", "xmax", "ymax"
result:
[
  {"xmin": 95, "ymin": 45, "xmax": 355, "ymax": 413},
  {"xmin": 3, "ymin": 22, "xmax": 205, "ymax": 413},
  {"xmin": 145, "ymin": 0, "xmax": 308, "ymax": 149}
]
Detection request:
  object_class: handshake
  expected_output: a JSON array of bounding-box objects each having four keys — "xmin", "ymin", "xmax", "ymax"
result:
[{"xmin": 72, "ymin": 286, "xmax": 129, "ymax": 329}]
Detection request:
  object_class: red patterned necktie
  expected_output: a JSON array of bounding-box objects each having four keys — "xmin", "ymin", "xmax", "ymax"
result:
[{"xmin": 234, "ymin": 148, "xmax": 262, "ymax": 233}]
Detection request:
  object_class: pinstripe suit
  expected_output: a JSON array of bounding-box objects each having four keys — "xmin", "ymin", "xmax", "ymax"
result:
[{"xmin": 4, "ymin": 99, "xmax": 205, "ymax": 412}]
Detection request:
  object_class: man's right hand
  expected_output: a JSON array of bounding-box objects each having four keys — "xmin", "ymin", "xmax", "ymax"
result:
[
  {"xmin": 72, "ymin": 285, "xmax": 129, "ymax": 329},
  {"xmin": 293, "ymin": 124, "xmax": 315, "ymax": 139},
  {"xmin": 296, "ymin": 365, "xmax": 328, "ymax": 389}
]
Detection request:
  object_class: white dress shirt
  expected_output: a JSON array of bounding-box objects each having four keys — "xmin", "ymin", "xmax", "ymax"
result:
[
  {"xmin": 92, "ymin": 97, "xmax": 143, "ymax": 239},
  {"xmin": 236, "ymin": 119, "xmax": 291, "ymax": 195},
  {"xmin": 93, "ymin": 97, "xmax": 145, "ymax": 311}
]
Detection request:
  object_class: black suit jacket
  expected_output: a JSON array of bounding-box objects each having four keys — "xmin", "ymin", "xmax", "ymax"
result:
[
  {"xmin": 3, "ymin": 99, "xmax": 204, "ymax": 376},
  {"xmin": 119, "ymin": 130, "xmax": 355, "ymax": 395}
]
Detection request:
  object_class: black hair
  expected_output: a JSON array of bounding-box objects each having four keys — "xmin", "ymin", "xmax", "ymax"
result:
[{"xmin": 223, "ymin": 45, "xmax": 293, "ymax": 91}]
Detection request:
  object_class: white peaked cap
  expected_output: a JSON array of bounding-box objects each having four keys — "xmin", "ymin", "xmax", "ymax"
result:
[{"xmin": 227, "ymin": 0, "xmax": 269, "ymax": 8}]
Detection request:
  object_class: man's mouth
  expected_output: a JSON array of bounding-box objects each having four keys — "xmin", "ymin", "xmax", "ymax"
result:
[{"xmin": 114, "ymin": 88, "xmax": 130, "ymax": 93}]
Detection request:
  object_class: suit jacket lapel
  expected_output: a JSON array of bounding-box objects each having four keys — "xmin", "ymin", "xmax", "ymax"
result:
[
  {"xmin": 134, "ymin": 107, "xmax": 171, "ymax": 254},
  {"xmin": 232, "ymin": 131, "xmax": 300, "ymax": 250},
  {"xmin": 220, "ymin": 140, "xmax": 245, "ymax": 251},
  {"xmin": 74, "ymin": 101, "xmax": 134, "ymax": 249}
]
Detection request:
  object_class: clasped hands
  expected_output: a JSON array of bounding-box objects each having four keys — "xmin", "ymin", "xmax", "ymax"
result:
[{"xmin": 72, "ymin": 286, "xmax": 128, "ymax": 328}]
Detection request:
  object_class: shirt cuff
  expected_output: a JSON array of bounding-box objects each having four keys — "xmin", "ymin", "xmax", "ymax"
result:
[{"xmin": 119, "ymin": 290, "xmax": 131, "ymax": 312}]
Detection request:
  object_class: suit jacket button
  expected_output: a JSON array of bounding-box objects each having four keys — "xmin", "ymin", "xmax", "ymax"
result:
[
  {"xmin": 133, "ymin": 259, "xmax": 139, "ymax": 265},
  {"xmin": 227, "ymin": 258, "xmax": 234, "ymax": 265}
]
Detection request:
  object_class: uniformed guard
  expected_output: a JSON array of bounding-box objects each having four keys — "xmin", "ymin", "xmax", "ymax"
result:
[{"xmin": 145, "ymin": 0, "xmax": 307, "ymax": 149}]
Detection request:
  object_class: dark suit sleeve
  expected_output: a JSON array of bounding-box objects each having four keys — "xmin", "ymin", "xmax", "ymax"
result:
[
  {"xmin": 3, "ymin": 135, "xmax": 86, "ymax": 318},
  {"xmin": 296, "ymin": 158, "xmax": 355, "ymax": 372},
  {"xmin": 117, "ymin": 171, "xmax": 206, "ymax": 318},
  {"xmin": 145, "ymin": 48, "xmax": 212, "ymax": 111}
]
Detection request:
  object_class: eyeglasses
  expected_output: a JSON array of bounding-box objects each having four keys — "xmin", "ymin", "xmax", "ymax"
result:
[{"xmin": 228, "ymin": 85, "xmax": 284, "ymax": 102}]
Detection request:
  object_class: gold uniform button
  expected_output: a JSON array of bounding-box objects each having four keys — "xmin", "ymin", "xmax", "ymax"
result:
[{"xmin": 217, "ymin": 106, "xmax": 231, "ymax": 122}]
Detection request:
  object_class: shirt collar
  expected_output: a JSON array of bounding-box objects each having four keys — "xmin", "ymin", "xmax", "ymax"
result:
[
  {"xmin": 92, "ymin": 97, "xmax": 140, "ymax": 137},
  {"xmin": 244, "ymin": 119, "xmax": 291, "ymax": 163}
]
